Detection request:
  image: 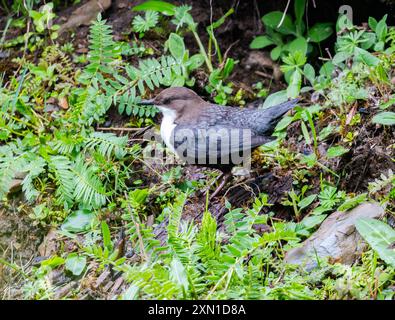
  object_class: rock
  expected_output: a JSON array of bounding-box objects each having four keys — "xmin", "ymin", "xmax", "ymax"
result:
[
  {"xmin": 285, "ymin": 203, "xmax": 385, "ymax": 270},
  {"xmin": 243, "ymin": 51, "xmax": 283, "ymax": 81},
  {"xmin": 8, "ymin": 179, "xmax": 23, "ymax": 194},
  {"xmin": 58, "ymin": 0, "xmax": 112, "ymax": 34},
  {"xmin": 38, "ymin": 228, "xmax": 59, "ymax": 257}
]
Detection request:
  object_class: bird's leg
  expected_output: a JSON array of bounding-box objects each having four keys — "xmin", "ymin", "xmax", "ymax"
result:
[{"xmin": 210, "ymin": 172, "xmax": 231, "ymax": 200}]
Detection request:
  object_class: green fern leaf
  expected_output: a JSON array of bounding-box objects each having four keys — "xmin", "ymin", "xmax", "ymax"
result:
[{"xmin": 72, "ymin": 157, "xmax": 108, "ymax": 208}]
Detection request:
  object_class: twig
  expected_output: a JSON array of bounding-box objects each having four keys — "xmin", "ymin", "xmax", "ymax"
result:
[
  {"xmin": 277, "ymin": 0, "xmax": 291, "ymax": 29},
  {"xmin": 221, "ymin": 40, "xmax": 239, "ymax": 68},
  {"xmin": 255, "ymin": 70, "xmax": 274, "ymax": 80}
]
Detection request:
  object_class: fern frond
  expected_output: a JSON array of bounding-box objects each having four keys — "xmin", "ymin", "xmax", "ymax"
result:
[
  {"xmin": 0, "ymin": 145, "xmax": 27, "ymax": 198},
  {"xmin": 72, "ymin": 157, "xmax": 107, "ymax": 208},
  {"xmin": 48, "ymin": 155, "xmax": 75, "ymax": 206},
  {"xmin": 85, "ymin": 132, "xmax": 128, "ymax": 159},
  {"xmin": 21, "ymin": 156, "xmax": 46, "ymax": 203},
  {"xmin": 51, "ymin": 132, "xmax": 84, "ymax": 155},
  {"xmin": 80, "ymin": 14, "xmax": 120, "ymax": 83}
]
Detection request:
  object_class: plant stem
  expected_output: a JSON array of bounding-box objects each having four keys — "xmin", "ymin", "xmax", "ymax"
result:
[{"xmin": 192, "ymin": 30, "xmax": 213, "ymax": 73}]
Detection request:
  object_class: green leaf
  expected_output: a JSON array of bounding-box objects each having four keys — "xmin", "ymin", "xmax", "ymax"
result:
[
  {"xmin": 354, "ymin": 47, "xmax": 380, "ymax": 67},
  {"xmin": 338, "ymin": 193, "xmax": 368, "ymax": 212},
  {"xmin": 375, "ymin": 15, "xmax": 388, "ymax": 41},
  {"xmin": 288, "ymin": 37, "xmax": 307, "ymax": 55},
  {"xmin": 372, "ymin": 112, "xmax": 395, "ymax": 125},
  {"xmin": 187, "ymin": 53, "xmax": 204, "ymax": 70},
  {"xmin": 250, "ymin": 35, "xmax": 274, "ymax": 49},
  {"xmin": 168, "ymin": 33, "xmax": 185, "ymax": 61},
  {"xmin": 133, "ymin": 0, "xmax": 176, "ymax": 15},
  {"xmin": 368, "ymin": 17, "xmax": 378, "ymax": 31},
  {"xmin": 262, "ymin": 11, "xmax": 295, "ymax": 35},
  {"xmin": 308, "ymin": 23, "xmax": 333, "ymax": 43},
  {"xmin": 319, "ymin": 61, "xmax": 334, "ymax": 77},
  {"xmin": 298, "ymin": 194, "xmax": 317, "ymax": 210},
  {"xmin": 65, "ymin": 253, "xmax": 87, "ymax": 276},
  {"xmin": 332, "ymin": 51, "xmax": 351, "ymax": 65},
  {"xmin": 379, "ymin": 96, "xmax": 395, "ymax": 110},
  {"xmin": 294, "ymin": 0, "xmax": 306, "ymax": 34},
  {"xmin": 287, "ymin": 70, "xmax": 302, "ymax": 98},
  {"xmin": 102, "ymin": 221, "xmax": 113, "ymax": 252},
  {"xmin": 262, "ymin": 90, "xmax": 288, "ymax": 109},
  {"xmin": 327, "ymin": 145, "xmax": 349, "ymax": 158},
  {"xmin": 61, "ymin": 209, "xmax": 96, "ymax": 233},
  {"xmin": 300, "ymin": 214, "xmax": 326, "ymax": 229},
  {"xmin": 355, "ymin": 218, "xmax": 395, "ymax": 268},
  {"xmin": 275, "ymin": 115, "xmax": 294, "ymax": 132},
  {"xmin": 270, "ymin": 46, "xmax": 282, "ymax": 60},
  {"xmin": 303, "ymin": 63, "xmax": 315, "ymax": 84}
]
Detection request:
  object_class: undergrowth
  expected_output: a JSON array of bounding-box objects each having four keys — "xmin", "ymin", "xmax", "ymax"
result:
[{"xmin": 0, "ymin": 1, "xmax": 394, "ymax": 300}]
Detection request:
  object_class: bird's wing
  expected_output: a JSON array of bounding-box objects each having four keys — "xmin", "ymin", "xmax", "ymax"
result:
[
  {"xmin": 171, "ymin": 125, "xmax": 271, "ymax": 165},
  {"xmin": 196, "ymin": 99, "xmax": 298, "ymax": 135}
]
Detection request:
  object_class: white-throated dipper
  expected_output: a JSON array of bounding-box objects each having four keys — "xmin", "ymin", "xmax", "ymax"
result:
[{"xmin": 138, "ymin": 87, "xmax": 298, "ymax": 197}]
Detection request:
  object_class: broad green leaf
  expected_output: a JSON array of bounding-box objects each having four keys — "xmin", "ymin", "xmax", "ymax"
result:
[
  {"xmin": 41, "ymin": 256, "xmax": 65, "ymax": 268},
  {"xmin": 368, "ymin": 16, "xmax": 378, "ymax": 31},
  {"xmin": 288, "ymin": 37, "xmax": 307, "ymax": 55},
  {"xmin": 294, "ymin": 0, "xmax": 306, "ymax": 34},
  {"xmin": 270, "ymin": 45, "xmax": 282, "ymax": 60},
  {"xmin": 375, "ymin": 15, "xmax": 388, "ymax": 41},
  {"xmin": 308, "ymin": 23, "xmax": 333, "ymax": 43},
  {"xmin": 332, "ymin": 51, "xmax": 351, "ymax": 65},
  {"xmin": 327, "ymin": 145, "xmax": 349, "ymax": 158},
  {"xmin": 187, "ymin": 53, "xmax": 204, "ymax": 70},
  {"xmin": 65, "ymin": 253, "xmax": 87, "ymax": 276},
  {"xmin": 61, "ymin": 209, "xmax": 96, "ymax": 233},
  {"xmin": 300, "ymin": 214, "xmax": 326, "ymax": 229},
  {"xmin": 355, "ymin": 218, "xmax": 395, "ymax": 268},
  {"xmin": 287, "ymin": 70, "xmax": 302, "ymax": 98},
  {"xmin": 168, "ymin": 33, "xmax": 185, "ymax": 61},
  {"xmin": 298, "ymin": 194, "xmax": 317, "ymax": 209},
  {"xmin": 354, "ymin": 47, "xmax": 380, "ymax": 67},
  {"xmin": 338, "ymin": 193, "xmax": 368, "ymax": 212},
  {"xmin": 372, "ymin": 112, "xmax": 395, "ymax": 125},
  {"xmin": 250, "ymin": 35, "xmax": 274, "ymax": 49},
  {"xmin": 262, "ymin": 11, "xmax": 295, "ymax": 35},
  {"xmin": 274, "ymin": 116, "xmax": 294, "ymax": 132},
  {"xmin": 262, "ymin": 90, "xmax": 288, "ymax": 109},
  {"xmin": 132, "ymin": 0, "xmax": 175, "ymax": 15},
  {"xmin": 319, "ymin": 61, "xmax": 334, "ymax": 77},
  {"xmin": 303, "ymin": 63, "xmax": 315, "ymax": 84}
]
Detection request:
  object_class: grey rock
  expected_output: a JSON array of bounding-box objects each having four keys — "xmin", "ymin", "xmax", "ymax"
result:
[{"xmin": 285, "ymin": 203, "xmax": 385, "ymax": 270}]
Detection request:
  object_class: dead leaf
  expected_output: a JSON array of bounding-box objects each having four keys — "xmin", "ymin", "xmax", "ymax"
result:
[{"xmin": 58, "ymin": 97, "xmax": 69, "ymax": 110}]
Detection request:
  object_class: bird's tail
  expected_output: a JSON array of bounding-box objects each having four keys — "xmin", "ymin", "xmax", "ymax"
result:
[{"xmin": 266, "ymin": 98, "xmax": 299, "ymax": 120}]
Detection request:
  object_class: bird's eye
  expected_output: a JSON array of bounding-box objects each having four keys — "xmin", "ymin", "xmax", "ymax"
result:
[{"xmin": 162, "ymin": 98, "xmax": 171, "ymax": 104}]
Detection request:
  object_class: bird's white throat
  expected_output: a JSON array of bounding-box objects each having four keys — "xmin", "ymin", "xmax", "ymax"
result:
[{"xmin": 158, "ymin": 106, "xmax": 177, "ymax": 153}]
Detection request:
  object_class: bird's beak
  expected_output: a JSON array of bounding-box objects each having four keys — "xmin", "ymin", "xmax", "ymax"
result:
[{"xmin": 138, "ymin": 99, "xmax": 155, "ymax": 105}]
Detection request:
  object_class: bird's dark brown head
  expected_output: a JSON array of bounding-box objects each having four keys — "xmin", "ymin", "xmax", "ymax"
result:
[{"xmin": 139, "ymin": 87, "xmax": 206, "ymax": 114}]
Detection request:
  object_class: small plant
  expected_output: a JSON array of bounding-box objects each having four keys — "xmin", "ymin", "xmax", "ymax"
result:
[
  {"xmin": 250, "ymin": 0, "xmax": 333, "ymax": 60},
  {"xmin": 132, "ymin": 10, "xmax": 159, "ymax": 37}
]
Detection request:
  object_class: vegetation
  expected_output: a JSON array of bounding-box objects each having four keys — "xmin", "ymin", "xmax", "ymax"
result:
[{"xmin": 0, "ymin": 0, "xmax": 394, "ymax": 300}]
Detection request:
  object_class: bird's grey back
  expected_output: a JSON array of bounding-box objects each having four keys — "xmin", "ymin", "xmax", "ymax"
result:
[{"xmin": 193, "ymin": 99, "xmax": 298, "ymax": 134}]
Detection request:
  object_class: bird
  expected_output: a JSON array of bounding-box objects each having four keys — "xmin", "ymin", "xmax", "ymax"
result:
[{"xmin": 138, "ymin": 87, "xmax": 298, "ymax": 198}]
